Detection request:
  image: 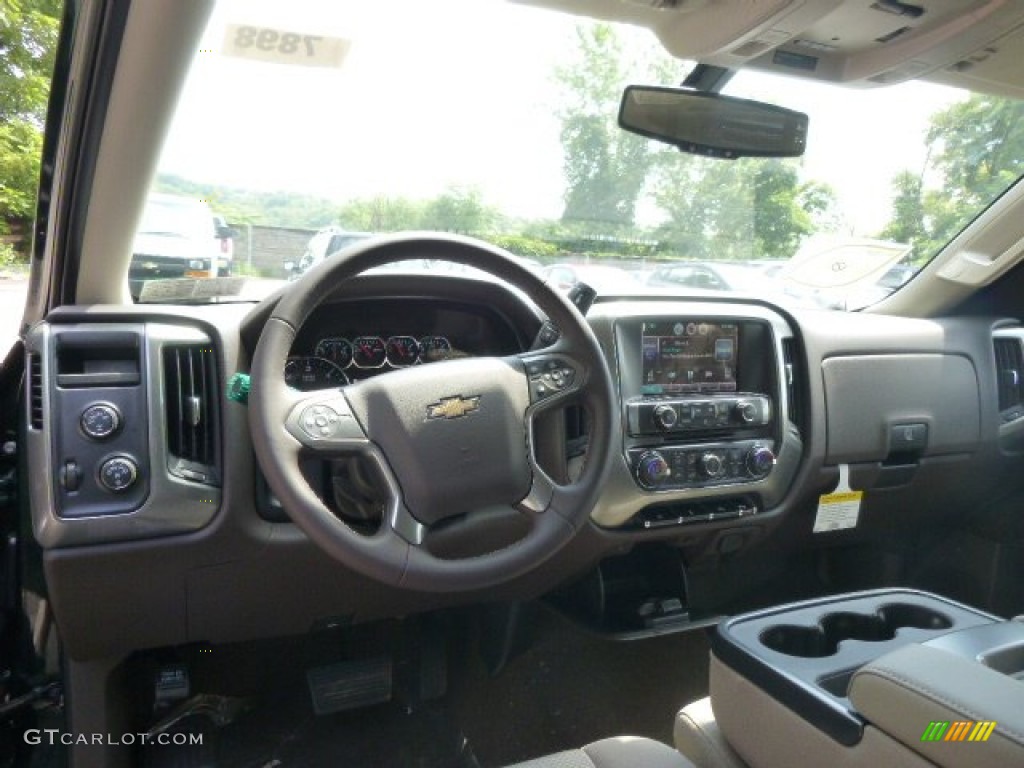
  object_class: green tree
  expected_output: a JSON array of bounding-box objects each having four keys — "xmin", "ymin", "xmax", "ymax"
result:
[
  {"xmin": 653, "ymin": 156, "xmax": 831, "ymax": 260},
  {"xmin": 880, "ymin": 94, "xmax": 1024, "ymax": 259},
  {"xmin": 0, "ymin": 0, "xmax": 62, "ymax": 232},
  {"xmin": 338, "ymin": 195, "xmax": 424, "ymax": 232},
  {"xmin": 0, "ymin": 119, "xmax": 43, "ymax": 221},
  {"xmin": 556, "ymin": 24, "xmax": 679, "ymax": 232},
  {"xmin": 423, "ymin": 187, "xmax": 499, "ymax": 234},
  {"xmin": 879, "ymin": 171, "xmax": 926, "ymax": 247}
]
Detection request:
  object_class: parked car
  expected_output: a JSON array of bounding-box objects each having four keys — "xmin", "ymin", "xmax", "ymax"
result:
[
  {"xmin": 647, "ymin": 261, "xmax": 827, "ymax": 308},
  {"xmin": 286, "ymin": 227, "xmax": 374, "ymax": 278},
  {"xmin": 542, "ymin": 263, "xmax": 642, "ymax": 293},
  {"xmin": 128, "ymin": 194, "xmax": 235, "ymax": 297}
]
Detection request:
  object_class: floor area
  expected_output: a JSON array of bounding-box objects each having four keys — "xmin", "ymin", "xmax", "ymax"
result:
[{"xmin": 129, "ymin": 603, "xmax": 712, "ymax": 767}]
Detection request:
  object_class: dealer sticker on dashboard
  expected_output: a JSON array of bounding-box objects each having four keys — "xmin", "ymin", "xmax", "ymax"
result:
[{"xmin": 813, "ymin": 464, "xmax": 863, "ymax": 533}]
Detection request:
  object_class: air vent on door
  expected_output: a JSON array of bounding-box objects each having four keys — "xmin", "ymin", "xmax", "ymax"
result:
[
  {"xmin": 28, "ymin": 354, "xmax": 44, "ymax": 429},
  {"xmin": 994, "ymin": 337, "xmax": 1024, "ymax": 421},
  {"xmin": 163, "ymin": 345, "xmax": 220, "ymax": 485},
  {"xmin": 781, "ymin": 337, "xmax": 805, "ymax": 434}
]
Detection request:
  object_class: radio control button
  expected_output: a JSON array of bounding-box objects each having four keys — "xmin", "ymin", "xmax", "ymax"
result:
[
  {"xmin": 653, "ymin": 404, "xmax": 678, "ymax": 430},
  {"xmin": 736, "ymin": 401, "xmax": 758, "ymax": 423}
]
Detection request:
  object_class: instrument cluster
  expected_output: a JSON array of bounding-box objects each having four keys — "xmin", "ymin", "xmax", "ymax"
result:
[{"xmin": 285, "ymin": 335, "xmax": 459, "ymax": 391}]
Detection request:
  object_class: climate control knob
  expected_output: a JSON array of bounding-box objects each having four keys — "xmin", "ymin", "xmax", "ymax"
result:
[
  {"xmin": 652, "ymin": 404, "xmax": 678, "ymax": 430},
  {"xmin": 98, "ymin": 456, "xmax": 138, "ymax": 493},
  {"xmin": 699, "ymin": 452, "xmax": 725, "ymax": 479},
  {"xmin": 746, "ymin": 445, "xmax": 776, "ymax": 478},
  {"xmin": 637, "ymin": 451, "xmax": 671, "ymax": 489}
]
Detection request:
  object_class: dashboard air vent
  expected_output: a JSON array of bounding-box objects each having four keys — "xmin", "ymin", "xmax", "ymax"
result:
[
  {"xmin": 28, "ymin": 354, "xmax": 44, "ymax": 429},
  {"xmin": 994, "ymin": 337, "xmax": 1024, "ymax": 419},
  {"xmin": 163, "ymin": 345, "xmax": 220, "ymax": 485},
  {"xmin": 781, "ymin": 338, "xmax": 805, "ymax": 433}
]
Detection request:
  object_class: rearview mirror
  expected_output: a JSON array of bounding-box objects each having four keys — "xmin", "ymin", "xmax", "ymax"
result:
[{"xmin": 619, "ymin": 85, "xmax": 808, "ymax": 159}]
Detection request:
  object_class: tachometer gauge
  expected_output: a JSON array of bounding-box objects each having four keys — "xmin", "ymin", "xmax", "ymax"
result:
[
  {"xmin": 352, "ymin": 336, "xmax": 387, "ymax": 368},
  {"xmin": 386, "ymin": 336, "xmax": 420, "ymax": 367},
  {"xmin": 419, "ymin": 335, "xmax": 452, "ymax": 363},
  {"xmin": 314, "ymin": 337, "xmax": 353, "ymax": 368},
  {"xmin": 284, "ymin": 356, "xmax": 349, "ymax": 391}
]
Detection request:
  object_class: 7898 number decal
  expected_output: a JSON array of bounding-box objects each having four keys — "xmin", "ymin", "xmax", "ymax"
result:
[{"xmin": 221, "ymin": 25, "xmax": 351, "ymax": 69}]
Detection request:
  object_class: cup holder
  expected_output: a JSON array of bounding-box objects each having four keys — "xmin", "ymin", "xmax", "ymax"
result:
[
  {"xmin": 760, "ymin": 624, "xmax": 836, "ymax": 657},
  {"xmin": 877, "ymin": 603, "xmax": 953, "ymax": 631},
  {"xmin": 759, "ymin": 603, "xmax": 954, "ymax": 658}
]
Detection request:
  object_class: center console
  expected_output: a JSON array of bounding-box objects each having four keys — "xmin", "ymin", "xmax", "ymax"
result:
[
  {"xmin": 691, "ymin": 589, "xmax": 1024, "ymax": 768},
  {"xmin": 613, "ymin": 314, "xmax": 793, "ymax": 530}
]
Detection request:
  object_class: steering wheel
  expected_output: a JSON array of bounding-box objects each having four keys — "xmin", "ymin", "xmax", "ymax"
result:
[{"xmin": 249, "ymin": 233, "xmax": 615, "ymax": 591}]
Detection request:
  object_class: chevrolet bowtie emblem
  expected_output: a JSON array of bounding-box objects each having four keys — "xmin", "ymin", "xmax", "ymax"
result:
[{"xmin": 426, "ymin": 395, "xmax": 481, "ymax": 420}]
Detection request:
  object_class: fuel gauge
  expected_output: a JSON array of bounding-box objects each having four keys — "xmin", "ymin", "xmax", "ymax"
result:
[{"xmin": 419, "ymin": 336, "xmax": 452, "ymax": 363}]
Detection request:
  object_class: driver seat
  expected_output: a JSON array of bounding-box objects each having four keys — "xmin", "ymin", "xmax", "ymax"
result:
[{"xmin": 506, "ymin": 736, "xmax": 697, "ymax": 768}]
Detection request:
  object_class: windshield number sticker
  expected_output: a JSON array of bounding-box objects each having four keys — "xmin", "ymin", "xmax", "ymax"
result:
[{"xmin": 222, "ymin": 25, "xmax": 350, "ymax": 69}]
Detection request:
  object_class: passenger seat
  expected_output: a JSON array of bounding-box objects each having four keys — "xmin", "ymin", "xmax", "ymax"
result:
[{"xmin": 507, "ymin": 735, "xmax": 696, "ymax": 768}]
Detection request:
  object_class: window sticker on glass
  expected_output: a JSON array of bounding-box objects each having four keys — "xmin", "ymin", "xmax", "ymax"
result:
[{"xmin": 221, "ymin": 25, "xmax": 351, "ymax": 69}]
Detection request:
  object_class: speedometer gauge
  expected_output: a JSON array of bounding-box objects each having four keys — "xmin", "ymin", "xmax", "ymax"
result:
[
  {"xmin": 284, "ymin": 356, "xmax": 349, "ymax": 391},
  {"xmin": 386, "ymin": 336, "xmax": 420, "ymax": 367},
  {"xmin": 315, "ymin": 337, "xmax": 353, "ymax": 368},
  {"xmin": 352, "ymin": 336, "xmax": 387, "ymax": 368},
  {"xmin": 419, "ymin": 335, "xmax": 452, "ymax": 363}
]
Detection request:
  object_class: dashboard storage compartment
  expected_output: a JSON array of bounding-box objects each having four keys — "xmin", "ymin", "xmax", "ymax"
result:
[{"xmin": 711, "ymin": 589, "xmax": 997, "ymax": 745}]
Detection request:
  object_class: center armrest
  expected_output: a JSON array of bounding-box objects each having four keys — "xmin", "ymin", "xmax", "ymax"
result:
[{"xmin": 849, "ymin": 644, "xmax": 1024, "ymax": 768}]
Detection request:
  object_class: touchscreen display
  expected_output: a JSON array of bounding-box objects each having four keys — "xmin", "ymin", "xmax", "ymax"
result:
[{"xmin": 641, "ymin": 320, "xmax": 738, "ymax": 394}]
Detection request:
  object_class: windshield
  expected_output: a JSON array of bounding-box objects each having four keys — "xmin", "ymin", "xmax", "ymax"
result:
[{"xmin": 135, "ymin": 0, "xmax": 1024, "ymax": 308}]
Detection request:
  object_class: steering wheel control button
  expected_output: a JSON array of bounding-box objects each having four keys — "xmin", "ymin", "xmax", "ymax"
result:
[
  {"xmin": 98, "ymin": 456, "xmax": 138, "ymax": 493},
  {"xmin": 292, "ymin": 400, "xmax": 365, "ymax": 445},
  {"xmin": 301, "ymin": 405, "xmax": 343, "ymax": 437},
  {"xmin": 80, "ymin": 403, "xmax": 121, "ymax": 440},
  {"xmin": 637, "ymin": 451, "xmax": 671, "ymax": 489},
  {"xmin": 527, "ymin": 357, "xmax": 578, "ymax": 403}
]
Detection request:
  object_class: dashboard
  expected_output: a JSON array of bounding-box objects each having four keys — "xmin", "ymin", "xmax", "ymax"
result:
[{"xmin": 22, "ymin": 271, "xmax": 1023, "ymax": 662}]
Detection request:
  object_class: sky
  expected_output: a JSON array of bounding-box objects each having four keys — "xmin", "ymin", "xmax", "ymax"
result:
[{"xmin": 158, "ymin": 0, "xmax": 968, "ymax": 237}]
